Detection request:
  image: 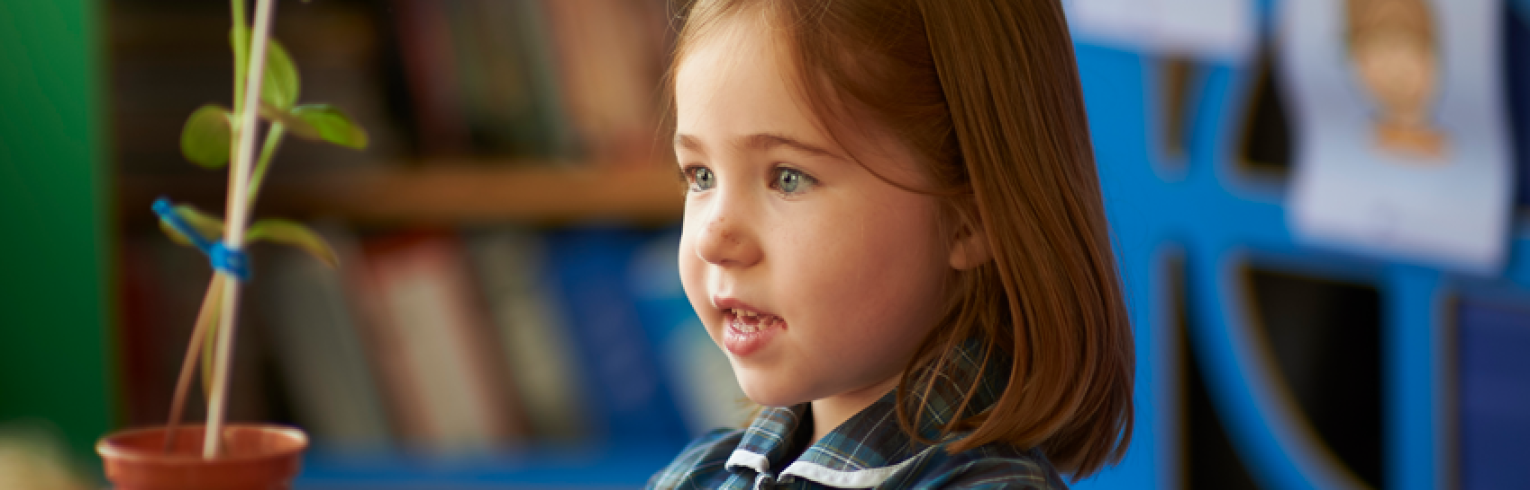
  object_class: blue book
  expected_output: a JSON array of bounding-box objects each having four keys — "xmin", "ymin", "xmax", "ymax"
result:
[
  {"xmin": 1457, "ymin": 300, "xmax": 1530, "ymax": 490},
  {"xmin": 542, "ymin": 227, "xmax": 691, "ymax": 448},
  {"xmin": 626, "ymin": 229, "xmax": 752, "ymax": 436}
]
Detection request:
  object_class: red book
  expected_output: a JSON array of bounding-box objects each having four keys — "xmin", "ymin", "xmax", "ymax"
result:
[{"xmin": 345, "ymin": 230, "xmax": 527, "ymax": 452}]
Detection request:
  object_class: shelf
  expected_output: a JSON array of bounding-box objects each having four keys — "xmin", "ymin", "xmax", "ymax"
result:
[
  {"xmin": 294, "ymin": 443, "xmax": 681, "ymax": 489},
  {"xmin": 118, "ymin": 162, "xmax": 686, "ymax": 227}
]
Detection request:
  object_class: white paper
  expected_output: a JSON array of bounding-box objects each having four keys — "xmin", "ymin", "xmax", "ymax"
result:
[
  {"xmin": 1281, "ymin": 0, "xmax": 1514, "ymax": 273},
  {"xmin": 1065, "ymin": 0, "xmax": 1257, "ymax": 62}
]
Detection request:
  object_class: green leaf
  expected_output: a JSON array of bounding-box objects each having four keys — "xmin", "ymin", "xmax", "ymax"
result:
[
  {"xmin": 158, "ymin": 220, "xmax": 197, "ymax": 247},
  {"xmin": 287, "ymin": 104, "xmax": 369, "ymax": 149},
  {"xmin": 180, "ymin": 105, "xmax": 233, "ymax": 168},
  {"xmin": 230, "ymin": 27, "xmax": 301, "ymax": 110},
  {"xmin": 248, "ymin": 219, "xmax": 340, "ymax": 268},
  {"xmin": 262, "ymin": 39, "xmax": 300, "ymax": 110},
  {"xmin": 156, "ymin": 204, "xmax": 226, "ymax": 247}
]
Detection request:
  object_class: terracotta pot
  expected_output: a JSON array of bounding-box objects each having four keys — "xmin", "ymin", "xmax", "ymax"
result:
[{"xmin": 97, "ymin": 424, "xmax": 308, "ymax": 490}]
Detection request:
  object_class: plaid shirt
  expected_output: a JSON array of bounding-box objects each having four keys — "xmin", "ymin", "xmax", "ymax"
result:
[{"xmin": 647, "ymin": 343, "xmax": 1067, "ymax": 489}]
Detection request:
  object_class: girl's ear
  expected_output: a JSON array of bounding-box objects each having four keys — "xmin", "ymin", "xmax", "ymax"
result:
[{"xmin": 948, "ymin": 220, "xmax": 992, "ymax": 270}]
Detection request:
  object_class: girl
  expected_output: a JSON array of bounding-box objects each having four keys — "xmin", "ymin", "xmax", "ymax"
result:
[{"xmin": 651, "ymin": 0, "xmax": 1133, "ymax": 488}]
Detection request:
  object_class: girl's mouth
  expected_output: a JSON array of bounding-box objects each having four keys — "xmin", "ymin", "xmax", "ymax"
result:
[
  {"xmin": 722, "ymin": 308, "xmax": 785, "ymax": 356},
  {"xmin": 725, "ymin": 308, "xmax": 783, "ymax": 332}
]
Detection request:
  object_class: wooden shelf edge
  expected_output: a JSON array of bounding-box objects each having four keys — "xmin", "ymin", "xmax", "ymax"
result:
[{"xmin": 119, "ymin": 165, "xmax": 686, "ymax": 227}]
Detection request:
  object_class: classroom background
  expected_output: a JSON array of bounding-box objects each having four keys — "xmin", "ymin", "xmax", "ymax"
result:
[{"xmin": 1, "ymin": 0, "xmax": 1527, "ymax": 488}]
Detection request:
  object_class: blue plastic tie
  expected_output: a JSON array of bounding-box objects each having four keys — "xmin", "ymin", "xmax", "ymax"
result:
[{"xmin": 153, "ymin": 197, "xmax": 252, "ymax": 281}]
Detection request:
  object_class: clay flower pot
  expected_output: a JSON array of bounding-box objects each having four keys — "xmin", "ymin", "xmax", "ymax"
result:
[{"xmin": 97, "ymin": 424, "xmax": 308, "ymax": 490}]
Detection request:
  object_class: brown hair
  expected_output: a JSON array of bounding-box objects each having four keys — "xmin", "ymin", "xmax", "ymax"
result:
[
  {"xmin": 1346, "ymin": 0, "xmax": 1436, "ymax": 54},
  {"xmin": 667, "ymin": 0, "xmax": 1133, "ymax": 479}
]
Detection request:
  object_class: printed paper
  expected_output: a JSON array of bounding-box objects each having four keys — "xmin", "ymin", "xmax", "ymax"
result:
[{"xmin": 1281, "ymin": 0, "xmax": 1514, "ymax": 273}]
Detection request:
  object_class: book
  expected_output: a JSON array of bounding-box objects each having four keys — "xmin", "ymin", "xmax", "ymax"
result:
[
  {"xmin": 119, "ymin": 232, "xmax": 273, "ymax": 427},
  {"xmin": 462, "ymin": 227, "xmax": 588, "ymax": 443},
  {"xmin": 540, "ymin": 0, "xmax": 669, "ymax": 164},
  {"xmin": 346, "ymin": 230, "xmax": 527, "ymax": 453},
  {"xmin": 392, "ymin": 0, "xmax": 576, "ymax": 159},
  {"xmin": 111, "ymin": 2, "xmax": 401, "ymax": 174},
  {"xmin": 247, "ymin": 224, "xmax": 393, "ymax": 448},
  {"xmin": 391, "ymin": 0, "xmax": 472, "ymax": 156},
  {"xmin": 455, "ymin": 0, "xmax": 576, "ymax": 159},
  {"xmin": 117, "ymin": 234, "xmax": 190, "ymax": 427},
  {"xmin": 1456, "ymin": 300, "xmax": 1530, "ymax": 490},
  {"xmin": 626, "ymin": 229, "xmax": 751, "ymax": 435},
  {"xmin": 542, "ymin": 227, "xmax": 691, "ymax": 446}
]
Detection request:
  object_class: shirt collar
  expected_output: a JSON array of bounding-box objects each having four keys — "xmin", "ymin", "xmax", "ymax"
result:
[{"xmin": 724, "ymin": 340, "xmax": 1012, "ymax": 487}]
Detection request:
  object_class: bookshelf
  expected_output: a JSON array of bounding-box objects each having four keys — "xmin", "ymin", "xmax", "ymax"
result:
[
  {"xmin": 104, "ymin": 0, "xmax": 703, "ymax": 487},
  {"xmin": 118, "ymin": 163, "xmax": 685, "ymax": 226}
]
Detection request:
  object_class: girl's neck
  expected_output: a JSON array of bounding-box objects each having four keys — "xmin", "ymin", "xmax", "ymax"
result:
[{"xmin": 808, "ymin": 374, "xmax": 903, "ymax": 444}]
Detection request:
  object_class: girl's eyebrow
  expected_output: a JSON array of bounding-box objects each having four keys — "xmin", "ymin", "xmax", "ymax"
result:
[{"xmin": 674, "ymin": 132, "xmax": 841, "ymax": 159}]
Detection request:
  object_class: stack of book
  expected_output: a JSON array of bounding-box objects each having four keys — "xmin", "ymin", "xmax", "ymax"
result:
[
  {"xmin": 392, "ymin": 0, "xmax": 670, "ymax": 163},
  {"xmin": 120, "ymin": 224, "xmax": 750, "ymax": 454}
]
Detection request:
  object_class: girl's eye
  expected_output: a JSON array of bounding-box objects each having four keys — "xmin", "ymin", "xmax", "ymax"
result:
[
  {"xmin": 772, "ymin": 167, "xmax": 816, "ymax": 195},
  {"xmin": 685, "ymin": 166, "xmax": 716, "ymax": 192}
]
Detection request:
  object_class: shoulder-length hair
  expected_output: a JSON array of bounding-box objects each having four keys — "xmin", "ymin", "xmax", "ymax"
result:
[{"xmin": 666, "ymin": 0, "xmax": 1134, "ymax": 479}]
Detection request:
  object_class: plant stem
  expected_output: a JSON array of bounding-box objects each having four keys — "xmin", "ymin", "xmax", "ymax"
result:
[
  {"xmin": 172, "ymin": 0, "xmax": 247, "ymax": 457},
  {"xmin": 246, "ymin": 123, "xmax": 285, "ymax": 209},
  {"xmin": 205, "ymin": 0, "xmax": 276, "ymax": 460},
  {"xmin": 200, "ymin": 299, "xmax": 219, "ymax": 400},
  {"xmin": 231, "ymin": 0, "xmax": 248, "ymax": 115},
  {"xmin": 162, "ymin": 275, "xmax": 225, "ymax": 454}
]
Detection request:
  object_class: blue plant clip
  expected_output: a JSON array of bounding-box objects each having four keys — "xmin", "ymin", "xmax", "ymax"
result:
[{"xmin": 153, "ymin": 197, "xmax": 252, "ymax": 281}]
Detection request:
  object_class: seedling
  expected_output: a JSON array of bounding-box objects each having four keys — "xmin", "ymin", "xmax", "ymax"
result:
[{"xmin": 153, "ymin": 0, "xmax": 368, "ymax": 459}]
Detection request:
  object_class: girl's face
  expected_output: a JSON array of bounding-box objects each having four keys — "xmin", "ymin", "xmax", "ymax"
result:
[
  {"xmin": 674, "ymin": 20, "xmax": 954, "ymax": 409},
  {"xmin": 1353, "ymin": 35, "xmax": 1436, "ymax": 125}
]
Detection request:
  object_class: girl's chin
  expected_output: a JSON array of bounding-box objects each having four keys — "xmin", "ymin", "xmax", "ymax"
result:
[{"xmin": 731, "ymin": 369, "xmax": 814, "ymax": 408}]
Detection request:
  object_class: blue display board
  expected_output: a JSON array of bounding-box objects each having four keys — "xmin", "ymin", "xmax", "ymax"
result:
[{"xmin": 1070, "ymin": 11, "xmax": 1530, "ymax": 490}]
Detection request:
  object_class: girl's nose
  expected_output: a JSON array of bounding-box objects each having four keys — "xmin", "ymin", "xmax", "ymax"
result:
[{"xmin": 694, "ymin": 196, "xmax": 762, "ymax": 268}]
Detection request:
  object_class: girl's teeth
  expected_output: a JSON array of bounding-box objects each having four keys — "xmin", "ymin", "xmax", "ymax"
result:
[
  {"xmin": 728, "ymin": 309, "xmax": 779, "ymax": 333},
  {"xmin": 729, "ymin": 308, "xmax": 762, "ymax": 318}
]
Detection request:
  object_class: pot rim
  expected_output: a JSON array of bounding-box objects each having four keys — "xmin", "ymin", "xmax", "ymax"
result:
[{"xmin": 97, "ymin": 424, "xmax": 308, "ymax": 464}]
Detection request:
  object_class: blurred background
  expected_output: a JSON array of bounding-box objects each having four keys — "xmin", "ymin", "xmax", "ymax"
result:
[{"xmin": 1, "ymin": 0, "xmax": 1527, "ymax": 489}]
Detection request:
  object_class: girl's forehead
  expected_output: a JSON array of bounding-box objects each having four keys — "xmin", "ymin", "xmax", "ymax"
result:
[
  {"xmin": 676, "ymin": 13, "xmax": 792, "ymax": 97},
  {"xmin": 674, "ymin": 21, "xmax": 820, "ymax": 143},
  {"xmin": 671, "ymin": 11, "xmax": 927, "ymax": 183}
]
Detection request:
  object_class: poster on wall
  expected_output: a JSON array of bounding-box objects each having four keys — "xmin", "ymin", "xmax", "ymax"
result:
[
  {"xmin": 1064, "ymin": 0, "xmax": 1257, "ymax": 63},
  {"xmin": 1280, "ymin": 0, "xmax": 1514, "ymax": 274}
]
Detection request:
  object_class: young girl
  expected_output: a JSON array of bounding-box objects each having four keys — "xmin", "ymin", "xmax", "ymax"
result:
[{"xmin": 650, "ymin": 0, "xmax": 1133, "ymax": 488}]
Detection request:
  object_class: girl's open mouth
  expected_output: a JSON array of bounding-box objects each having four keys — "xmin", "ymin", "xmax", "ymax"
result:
[
  {"xmin": 725, "ymin": 308, "xmax": 783, "ymax": 332},
  {"xmin": 722, "ymin": 308, "xmax": 785, "ymax": 356}
]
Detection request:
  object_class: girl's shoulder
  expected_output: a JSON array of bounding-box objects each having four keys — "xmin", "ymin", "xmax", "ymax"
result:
[
  {"xmin": 889, "ymin": 439, "xmax": 1069, "ymax": 490},
  {"xmin": 647, "ymin": 426, "xmax": 1069, "ymax": 490},
  {"xmin": 646, "ymin": 427, "xmax": 746, "ymax": 489}
]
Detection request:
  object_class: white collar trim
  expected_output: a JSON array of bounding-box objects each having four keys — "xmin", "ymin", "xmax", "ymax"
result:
[
  {"xmin": 725, "ymin": 446, "xmax": 940, "ymax": 489},
  {"xmin": 725, "ymin": 449, "xmax": 770, "ymax": 474}
]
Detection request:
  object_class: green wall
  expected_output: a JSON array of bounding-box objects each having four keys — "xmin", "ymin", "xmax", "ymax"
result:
[{"xmin": 0, "ymin": 0, "xmax": 115, "ymax": 466}]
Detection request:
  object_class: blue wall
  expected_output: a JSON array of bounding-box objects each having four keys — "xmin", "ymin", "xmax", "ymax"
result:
[{"xmin": 1070, "ymin": 12, "xmax": 1530, "ymax": 489}]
